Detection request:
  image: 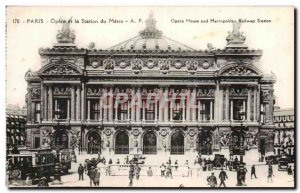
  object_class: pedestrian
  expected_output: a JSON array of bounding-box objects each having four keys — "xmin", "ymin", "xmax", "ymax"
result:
[
  {"xmin": 106, "ymin": 165, "xmax": 111, "ymax": 176},
  {"xmin": 185, "ymin": 160, "xmax": 189, "ymax": 165},
  {"xmin": 287, "ymin": 166, "xmax": 293, "ymax": 175},
  {"xmin": 168, "ymin": 157, "xmax": 172, "ymax": 165},
  {"xmin": 241, "ymin": 165, "xmax": 247, "ymax": 185},
  {"xmin": 267, "ymin": 165, "xmax": 273, "ymax": 183},
  {"xmin": 160, "ymin": 163, "xmax": 166, "ymax": 176},
  {"xmin": 128, "ymin": 164, "xmax": 135, "ymax": 187},
  {"xmin": 126, "ymin": 155, "xmax": 129, "ymax": 164},
  {"xmin": 109, "ymin": 158, "xmax": 113, "ymax": 164},
  {"xmin": 207, "ymin": 172, "xmax": 217, "ymax": 188},
  {"xmin": 186, "ymin": 165, "xmax": 193, "ymax": 177},
  {"xmin": 251, "ymin": 165, "xmax": 257, "ymax": 179},
  {"xmin": 198, "ymin": 156, "xmax": 202, "ymax": 165},
  {"xmin": 175, "ymin": 160, "xmax": 178, "ymax": 171},
  {"xmin": 135, "ymin": 164, "xmax": 141, "ymax": 180},
  {"xmin": 166, "ymin": 163, "xmax": 173, "ymax": 179},
  {"xmin": 37, "ymin": 177, "xmax": 49, "ymax": 187},
  {"xmin": 116, "ymin": 159, "xmax": 120, "ymax": 164},
  {"xmin": 93, "ymin": 168, "xmax": 100, "ymax": 186},
  {"xmin": 77, "ymin": 163, "xmax": 84, "ymax": 180},
  {"xmin": 147, "ymin": 167, "xmax": 153, "ymax": 177},
  {"xmin": 219, "ymin": 168, "xmax": 228, "ymax": 187},
  {"xmin": 88, "ymin": 166, "xmax": 96, "ymax": 187}
]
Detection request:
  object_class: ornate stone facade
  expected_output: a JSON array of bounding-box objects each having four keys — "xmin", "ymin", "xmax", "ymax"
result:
[{"xmin": 25, "ymin": 14, "xmax": 276, "ymax": 158}]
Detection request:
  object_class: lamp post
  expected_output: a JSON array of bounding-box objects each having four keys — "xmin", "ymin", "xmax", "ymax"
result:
[
  {"xmin": 51, "ymin": 108, "xmax": 63, "ymax": 185},
  {"xmin": 238, "ymin": 111, "xmax": 246, "ymax": 164}
]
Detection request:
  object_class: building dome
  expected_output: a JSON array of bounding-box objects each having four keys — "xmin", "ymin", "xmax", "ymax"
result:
[{"xmin": 109, "ymin": 13, "xmax": 195, "ymax": 51}]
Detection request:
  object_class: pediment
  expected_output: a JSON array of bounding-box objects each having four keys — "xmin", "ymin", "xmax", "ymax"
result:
[
  {"xmin": 218, "ymin": 64, "xmax": 262, "ymax": 77},
  {"xmin": 38, "ymin": 59, "xmax": 83, "ymax": 76}
]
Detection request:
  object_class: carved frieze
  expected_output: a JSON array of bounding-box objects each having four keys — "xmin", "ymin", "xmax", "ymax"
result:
[
  {"xmin": 172, "ymin": 60, "xmax": 185, "ymax": 69},
  {"xmin": 229, "ymin": 87, "xmax": 248, "ymax": 96},
  {"xmin": 44, "ymin": 65, "xmax": 80, "ymax": 75},
  {"xmin": 54, "ymin": 86, "xmax": 71, "ymax": 95},
  {"xmin": 186, "ymin": 60, "xmax": 198, "ymax": 73},
  {"xmin": 222, "ymin": 66, "xmax": 257, "ymax": 76},
  {"xmin": 197, "ymin": 88, "xmax": 215, "ymax": 97},
  {"xmin": 103, "ymin": 59, "xmax": 115, "ymax": 74},
  {"xmin": 87, "ymin": 87, "xmax": 103, "ymax": 96},
  {"xmin": 144, "ymin": 60, "xmax": 157, "ymax": 69},
  {"xmin": 131, "ymin": 59, "xmax": 143, "ymax": 74},
  {"xmin": 159, "ymin": 60, "xmax": 170, "ymax": 74},
  {"xmin": 31, "ymin": 88, "xmax": 41, "ymax": 100}
]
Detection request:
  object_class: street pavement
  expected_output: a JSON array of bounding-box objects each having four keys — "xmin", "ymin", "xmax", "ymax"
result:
[{"xmin": 50, "ymin": 161, "xmax": 294, "ymax": 188}]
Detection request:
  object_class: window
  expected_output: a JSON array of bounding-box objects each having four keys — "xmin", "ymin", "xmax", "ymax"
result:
[
  {"xmin": 117, "ymin": 102, "xmax": 129, "ymax": 121},
  {"xmin": 231, "ymin": 99, "xmax": 246, "ymax": 120},
  {"xmin": 35, "ymin": 102, "xmax": 41, "ymax": 123},
  {"xmin": 146, "ymin": 103, "xmax": 155, "ymax": 120},
  {"xmin": 90, "ymin": 100, "xmax": 100, "ymax": 120},
  {"xmin": 54, "ymin": 98, "xmax": 68, "ymax": 119},
  {"xmin": 172, "ymin": 99, "xmax": 183, "ymax": 121},
  {"xmin": 199, "ymin": 100, "xmax": 212, "ymax": 121}
]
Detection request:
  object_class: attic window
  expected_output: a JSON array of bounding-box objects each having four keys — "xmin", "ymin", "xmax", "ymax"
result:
[{"xmin": 130, "ymin": 45, "xmax": 134, "ymax": 49}]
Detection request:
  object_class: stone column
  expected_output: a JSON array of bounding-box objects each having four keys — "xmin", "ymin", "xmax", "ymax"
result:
[
  {"xmin": 67, "ymin": 99, "xmax": 70, "ymax": 119},
  {"xmin": 103, "ymin": 87, "xmax": 108, "ymax": 121},
  {"xmin": 99, "ymin": 98, "xmax": 103, "ymax": 121},
  {"xmin": 214, "ymin": 83, "xmax": 219, "ymax": 121},
  {"xmin": 142, "ymin": 100, "xmax": 146, "ymax": 121},
  {"xmin": 253, "ymin": 86, "xmax": 257, "ymax": 121},
  {"xmin": 131, "ymin": 88, "xmax": 136, "ymax": 122},
  {"xmin": 198, "ymin": 100, "xmax": 201, "ymax": 121},
  {"xmin": 41, "ymin": 84, "xmax": 45, "ymax": 121},
  {"xmin": 81, "ymin": 83, "xmax": 85, "ymax": 121},
  {"xmin": 31, "ymin": 101, "xmax": 35, "ymax": 123},
  {"xmin": 230, "ymin": 100, "xmax": 233, "ymax": 121},
  {"xmin": 136, "ymin": 87, "xmax": 141, "ymax": 121},
  {"xmin": 87, "ymin": 99, "xmax": 91, "ymax": 121},
  {"xmin": 225, "ymin": 86, "xmax": 230, "ymax": 121},
  {"xmin": 71, "ymin": 86, "xmax": 75, "ymax": 121},
  {"xmin": 108, "ymin": 87, "xmax": 114, "ymax": 122},
  {"xmin": 210, "ymin": 100, "xmax": 213, "ymax": 121},
  {"xmin": 257, "ymin": 86, "xmax": 260, "ymax": 121},
  {"xmin": 127, "ymin": 101, "xmax": 130, "ymax": 121},
  {"xmin": 44, "ymin": 85, "xmax": 48, "ymax": 121},
  {"xmin": 191, "ymin": 87, "xmax": 197, "ymax": 122},
  {"xmin": 159, "ymin": 87, "xmax": 164, "ymax": 121},
  {"xmin": 219, "ymin": 87, "xmax": 224, "ymax": 121},
  {"xmin": 186, "ymin": 88, "xmax": 191, "ymax": 121},
  {"xmin": 182, "ymin": 99, "xmax": 186, "ymax": 121},
  {"xmin": 76, "ymin": 85, "xmax": 81, "ymax": 121},
  {"xmin": 164, "ymin": 87, "xmax": 169, "ymax": 122},
  {"xmin": 155, "ymin": 100, "xmax": 158, "ymax": 121},
  {"xmin": 48, "ymin": 85, "xmax": 53, "ymax": 121},
  {"xmin": 114, "ymin": 98, "xmax": 118, "ymax": 121},
  {"xmin": 170, "ymin": 99, "xmax": 173, "ymax": 121},
  {"xmin": 243, "ymin": 100, "xmax": 246, "ymax": 121},
  {"xmin": 247, "ymin": 88, "xmax": 251, "ymax": 121}
]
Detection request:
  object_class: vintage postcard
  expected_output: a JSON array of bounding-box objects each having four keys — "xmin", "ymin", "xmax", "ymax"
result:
[{"xmin": 6, "ymin": 6, "xmax": 295, "ymax": 188}]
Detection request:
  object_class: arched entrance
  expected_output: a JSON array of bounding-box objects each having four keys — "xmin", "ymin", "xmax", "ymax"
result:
[
  {"xmin": 170, "ymin": 132, "xmax": 184, "ymax": 155},
  {"xmin": 115, "ymin": 131, "xmax": 129, "ymax": 154},
  {"xmin": 54, "ymin": 130, "xmax": 69, "ymax": 149},
  {"xmin": 143, "ymin": 132, "xmax": 157, "ymax": 154},
  {"xmin": 196, "ymin": 130, "xmax": 213, "ymax": 155},
  {"xmin": 86, "ymin": 131, "xmax": 101, "ymax": 154}
]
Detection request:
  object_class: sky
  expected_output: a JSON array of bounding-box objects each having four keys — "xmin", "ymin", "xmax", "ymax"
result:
[{"xmin": 6, "ymin": 6, "xmax": 294, "ymax": 108}]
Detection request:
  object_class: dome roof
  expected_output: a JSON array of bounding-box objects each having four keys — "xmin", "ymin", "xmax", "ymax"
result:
[{"xmin": 109, "ymin": 13, "xmax": 195, "ymax": 51}]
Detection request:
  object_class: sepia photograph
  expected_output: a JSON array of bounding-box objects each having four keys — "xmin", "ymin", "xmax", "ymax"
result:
[{"xmin": 5, "ymin": 6, "xmax": 295, "ymax": 188}]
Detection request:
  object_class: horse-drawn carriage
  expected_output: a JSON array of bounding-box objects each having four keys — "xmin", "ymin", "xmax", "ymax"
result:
[
  {"xmin": 131, "ymin": 155, "xmax": 146, "ymax": 164},
  {"xmin": 212, "ymin": 154, "xmax": 227, "ymax": 170}
]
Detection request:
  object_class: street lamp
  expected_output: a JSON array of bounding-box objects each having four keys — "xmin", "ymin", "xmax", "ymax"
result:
[{"xmin": 238, "ymin": 111, "xmax": 246, "ymax": 164}]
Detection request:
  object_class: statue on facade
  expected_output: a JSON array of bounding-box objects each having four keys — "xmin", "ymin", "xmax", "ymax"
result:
[
  {"xmin": 226, "ymin": 20, "xmax": 246, "ymax": 45},
  {"xmin": 56, "ymin": 17, "xmax": 76, "ymax": 43}
]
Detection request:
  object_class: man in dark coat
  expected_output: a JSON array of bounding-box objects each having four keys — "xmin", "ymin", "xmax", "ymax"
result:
[
  {"xmin": 88, "ymin": 166, "xmax": 95, "ymax": 187},
  {"xmin": 78, "ymin": 163, "xmax": 84, "ymax": 180},
  {"xmin": 129, "ymin": 163, "xmax": 135, "ymax": 187},
  {"xmin": 219, "ymin": 168, "xmax": 228, "ymax": 187},
  {"xmin": 207, "ymin": 172, "xmax": 217, "ymax": 187},
  {"xmin": 251, "ymin": 165, "xmax": 257, "ymax": 179}
]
